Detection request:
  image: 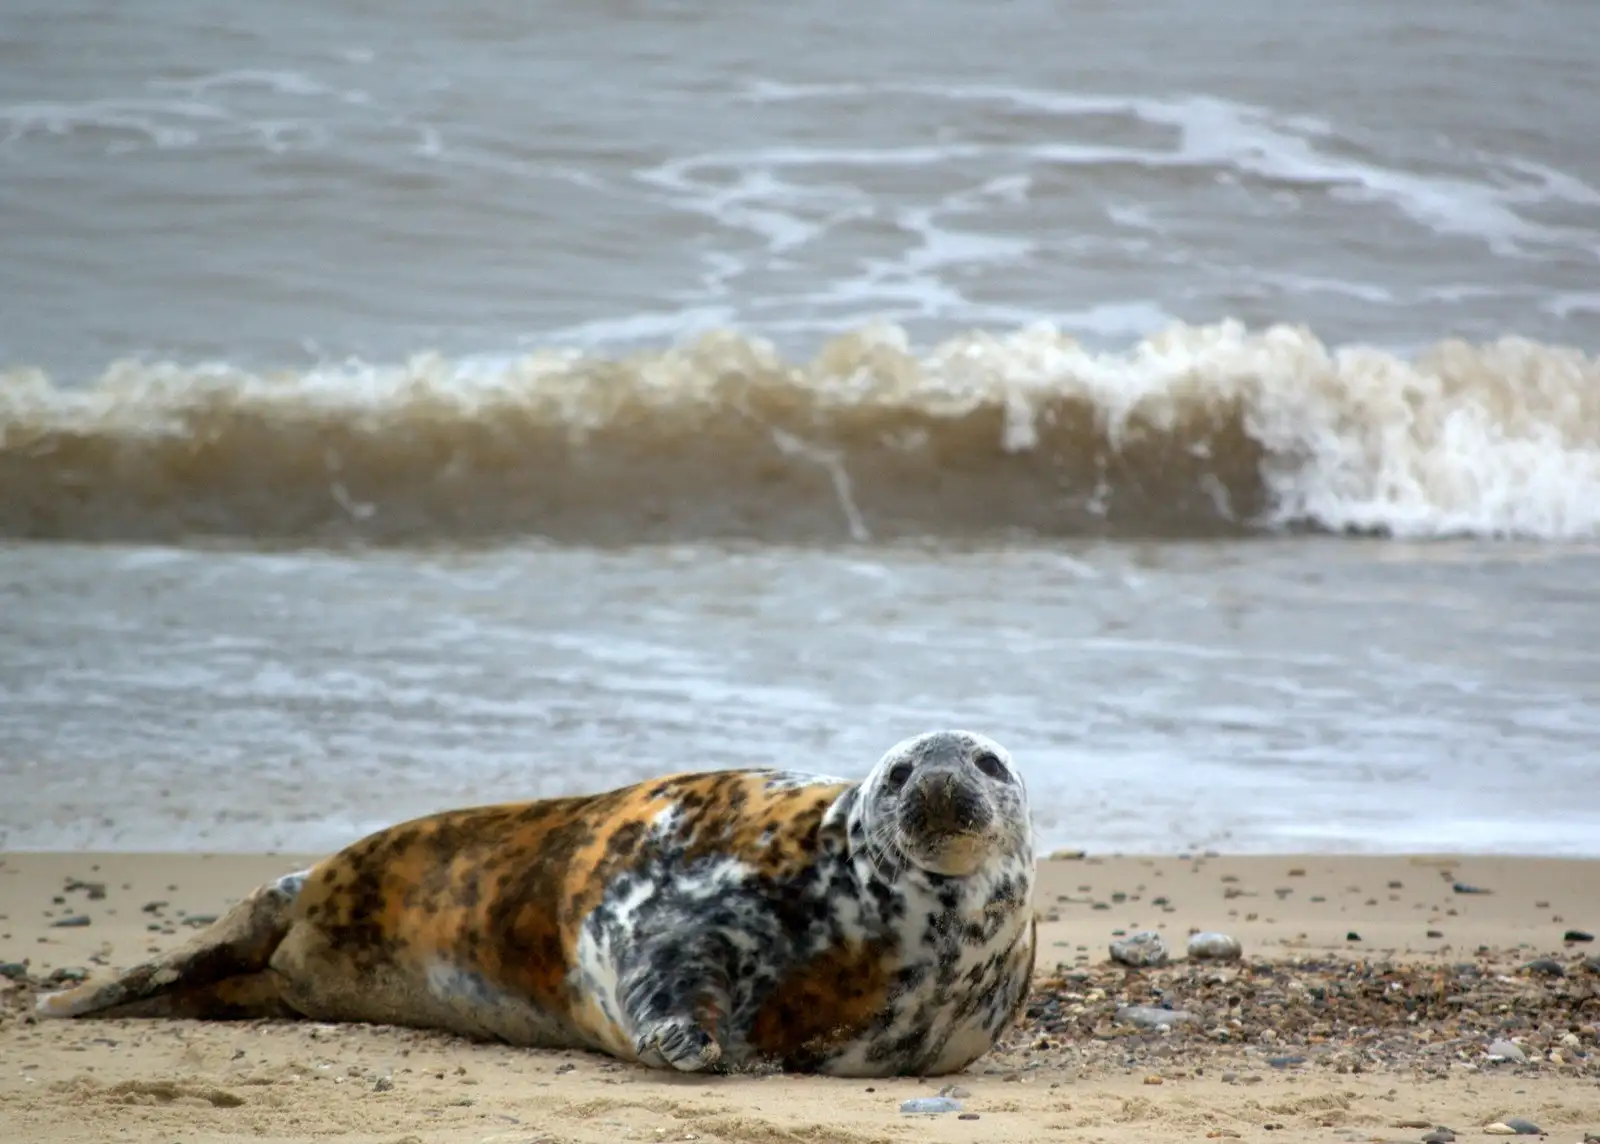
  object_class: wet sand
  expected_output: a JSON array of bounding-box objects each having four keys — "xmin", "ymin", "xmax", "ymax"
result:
[{"xmin": 2, "ymin": 851, "xmax": 1597, "ymax": 1143}]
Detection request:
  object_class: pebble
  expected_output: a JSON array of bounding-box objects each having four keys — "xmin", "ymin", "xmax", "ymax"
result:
[
  {"xmin": 1486, "ymin": 1039, "xmax": 1526, "ymax": 1063},
  {"xmin": 372, "ymin": 1076, "xmax": 394, "ymax": 1093},
  {"xmin": 1452, "ymin": 882, "xmax": 1492, "ymax": 895},
  {"xmin": 1115, "ymin": 1005, "xmax": 1194, "ymax": 1029},
  {"xmin": 1346, "ymin": 931, "xmax": 1362, "ymax": 942},
  {"xmin": 1521, "ymin": 957, "xmax": 1565, "ymax": 977},
  {"xmin": 1187, "ymin": 932, "xmax": 1243, "ymax": 961},
  {"xmin": 49, "ymin": 915, "xmax": 91, "ymax": 928},
  {"xmin": 900, "ymin": 1097, "xmax": 962, "ymax": 1115},
  {"xmin": 1565, "ymin": 929, "xmax": 1595, "ymax": 943},
  {"xmin": 1421, "ymin": 1130, "xmax": 1455, "ymax": 1144},
  {"xmin": 1268, "ymin": 1055, "xmax": 1308, "ymax": 1069},
  {"xmin": 1109, "ymin": 931, "xmax": 1168, "ymax": 967},
  {"xmin": 1503, "ymin": 1119, "xmax": 1542, "ymax": 1135},
  {"xmin": 937, "ymin": 1085, "xmax": 972, "ymax": 1099},
  {"xmin": 1586, "ymin": 954, "xmax": 1600, "ymax": 973},
  {"xmin": 0, "ymin": 962, "xmax": 28, "ymax": 980},
  {"xmin": 957, "ymin": 1113, "xmax": 980, "ymax": 1121}
]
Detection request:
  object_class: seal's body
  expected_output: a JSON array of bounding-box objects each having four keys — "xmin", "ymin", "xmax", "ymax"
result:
[{"xmin": 38, "ymin": 730, "xmax": 1036, "ymax": 1077}]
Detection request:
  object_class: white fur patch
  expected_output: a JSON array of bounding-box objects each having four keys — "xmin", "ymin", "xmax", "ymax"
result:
[{"xmin": 762, "ymin": 771, "xmax": 850, "ymax": 791}]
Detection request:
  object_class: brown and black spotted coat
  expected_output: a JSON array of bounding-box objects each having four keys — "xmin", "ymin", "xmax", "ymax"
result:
[{"xmin": 38, "ymin": 730, "xmax": 1037, "ymax": 1077}]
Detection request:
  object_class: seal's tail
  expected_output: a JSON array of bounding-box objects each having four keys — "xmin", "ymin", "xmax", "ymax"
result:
[{"xmin": 35, "ymin": 870, "xmax": 308, "ymax": 1021}]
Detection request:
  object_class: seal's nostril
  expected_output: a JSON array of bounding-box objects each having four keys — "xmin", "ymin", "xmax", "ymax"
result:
[
  {"xmin": 953, "ymin": 789, "xmax": 989, "ymax": 833},
  {"xmin": 906, "ymin": 777, "xmax": 989, "ymax": 836}
]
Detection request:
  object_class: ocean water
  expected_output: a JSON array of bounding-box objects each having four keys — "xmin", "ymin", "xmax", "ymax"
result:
[{"xmin": 2, "ymin": 0, "xmax": 1598, "ymax": 855}]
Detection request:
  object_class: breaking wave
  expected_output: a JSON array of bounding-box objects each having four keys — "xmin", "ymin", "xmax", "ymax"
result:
[{"xmin": 2, "ymin": 320, "xmax": 1597, "ymax": 545}]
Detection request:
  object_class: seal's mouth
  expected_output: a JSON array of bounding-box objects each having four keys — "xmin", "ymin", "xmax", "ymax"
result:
[{"xmin": 896, "ymin": 775, "xmax": 996, "ymax": 877}]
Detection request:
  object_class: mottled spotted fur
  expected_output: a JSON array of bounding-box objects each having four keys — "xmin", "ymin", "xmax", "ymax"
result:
[{"xmin": 37, "ymin": 730, "xmax": 1036, "ymax": 1077}]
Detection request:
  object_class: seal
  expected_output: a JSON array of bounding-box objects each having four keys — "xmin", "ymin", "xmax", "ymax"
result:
[{"xmin": 37, "ymin": 729, "xmax": 1037, "ymax": 1077}]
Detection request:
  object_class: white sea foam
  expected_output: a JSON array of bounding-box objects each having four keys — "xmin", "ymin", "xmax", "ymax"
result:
[{"xmin": 738, "ymin": 80, "xmax": 1600, "ymax": 259}]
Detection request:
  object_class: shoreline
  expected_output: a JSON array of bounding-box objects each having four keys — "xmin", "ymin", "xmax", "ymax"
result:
[{"xmin": 4, "ymin": 852, "xmax": 1597, "ymax": 1143}]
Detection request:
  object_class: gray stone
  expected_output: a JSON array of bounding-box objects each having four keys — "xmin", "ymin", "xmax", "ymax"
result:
[
  {"xmin": 1485, "ymin": 1039, "xmax": 1526, "ymax": 1062},
  {"xmin": 901, "ymin": 1097, "xmax": 962, "ymax": 1115},
  {"xmin": 1187, "ymin": 932, "xmax": 1242, "ymax": 961},
  {"xmin": 1109, "ymin": 930, "xmax": 1169, "ymax": 967},
  {"xmin": 1520, "ymin": 957, "xmax": 1564, "ymax": 977},
  {"xmin": 1503, "ymin": 1118, "xmax": 1541, "ymax": 1135},
  {"xmin": 1115, "ymin": 1005, "xmax": 1193, "ymax": 1029}
]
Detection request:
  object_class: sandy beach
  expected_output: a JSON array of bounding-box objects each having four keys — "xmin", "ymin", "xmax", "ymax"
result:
[{"xmin": 2, "ymin": 850, "xmax": 1596, "ymax": 1144}]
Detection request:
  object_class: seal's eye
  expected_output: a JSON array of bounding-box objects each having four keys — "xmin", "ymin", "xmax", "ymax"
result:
[
  {"xmin": 886, "ymin": 761, "xmax": 914, "ymax": 789},
  {"xmin": 973, "ymin": 751, "xmax": 1007, "ymax": 780}
]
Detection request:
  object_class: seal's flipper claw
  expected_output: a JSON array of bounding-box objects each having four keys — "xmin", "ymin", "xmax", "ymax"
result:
[{"xmin": 637, "ymin": 1015, "xmax": 723, "ymax": 1072}]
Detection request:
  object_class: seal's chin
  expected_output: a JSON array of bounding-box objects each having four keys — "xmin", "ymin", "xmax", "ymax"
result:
[{"xmin": 900, "ymin": 831, "xmax": 993, "ymax": 878}]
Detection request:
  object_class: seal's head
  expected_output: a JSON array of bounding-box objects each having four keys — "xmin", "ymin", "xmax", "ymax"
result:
[{"xmin": 857, "ymin": 729, "xmax": 1031, "ymax": 878}]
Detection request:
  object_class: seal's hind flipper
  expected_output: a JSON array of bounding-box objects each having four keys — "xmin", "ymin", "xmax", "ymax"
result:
[
  {"xmin": 54, "ymin": 966, "xmax": 299, "ymax": 1020},
  {"xmin": 35, "ymin": 869, "xmax": 308, "ymax": 1021}
]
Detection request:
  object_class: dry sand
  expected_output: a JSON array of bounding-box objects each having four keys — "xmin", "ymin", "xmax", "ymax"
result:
[{"xmin": 2, "ymin": 851, "xmax": 1597, "ymax": 1144}]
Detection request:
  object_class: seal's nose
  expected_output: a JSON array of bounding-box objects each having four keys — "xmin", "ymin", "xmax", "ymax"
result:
[{"xmin": 906, "ymin": 773, "xmax": 990, "ymax": 835}]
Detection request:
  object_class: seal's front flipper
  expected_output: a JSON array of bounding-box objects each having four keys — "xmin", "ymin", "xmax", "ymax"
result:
[
  {"xmin": 635, "ymin": 1013, "xmax": 723, "ymax": 1071},
  {"xmin": 35, "ymin": 869, "xmax": 308, "ymax": 1021},
  {"xmin": 620, "ymin": 947, "xmax": 730, "ymax": 1072}
]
